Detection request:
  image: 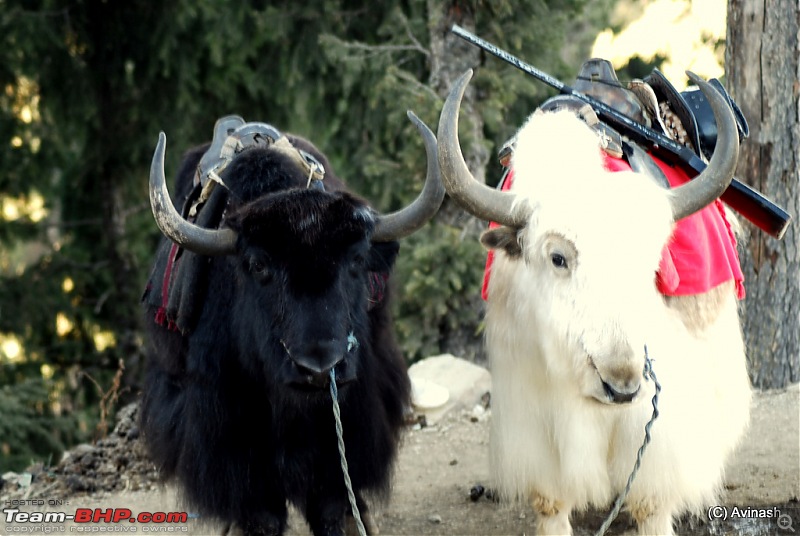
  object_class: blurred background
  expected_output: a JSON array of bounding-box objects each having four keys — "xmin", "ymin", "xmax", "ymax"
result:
[{"xmin": 0, "ymin": 0, "xmax": 796, "ymax": 473}]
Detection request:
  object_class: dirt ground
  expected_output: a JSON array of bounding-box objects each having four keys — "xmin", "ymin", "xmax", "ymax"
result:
[{"xmin": 1, "ymin": 374, "xmax": 798, "ymax": 536}]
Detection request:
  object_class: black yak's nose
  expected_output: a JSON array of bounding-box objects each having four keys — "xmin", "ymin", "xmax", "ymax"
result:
[{"xmin": 290, "ymin": 340, "xmax": 345, "ymax": 388}]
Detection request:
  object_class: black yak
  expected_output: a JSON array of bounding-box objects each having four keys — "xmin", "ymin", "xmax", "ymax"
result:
[{"xmin": 139, "ymin": 113, "xmax": 443, "ymax": 536}]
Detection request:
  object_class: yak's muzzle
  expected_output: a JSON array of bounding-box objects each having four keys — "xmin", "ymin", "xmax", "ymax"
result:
[
  {"xmin": 601, "ymin": 377, "xmax": 641, "ymax": 404},
  {"xmin": 285, "ymin": 339, "xmax": 352, "ymax": 389}
]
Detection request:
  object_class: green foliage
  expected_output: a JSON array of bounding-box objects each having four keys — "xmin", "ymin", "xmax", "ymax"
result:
[
  {"xmin": 314, "ymin": 0, "xmax": 609, "ymax": 363},
  {"xmin": 0, "ymin": 378, "xmax": 76, "ymax": 472},
  {"xmin": 0, "ymin": 0, "xmax": 616, "ymax": 471},
  {"xmin": 393, "ymin": 223, "xmax": 487, "ymax": 361}
]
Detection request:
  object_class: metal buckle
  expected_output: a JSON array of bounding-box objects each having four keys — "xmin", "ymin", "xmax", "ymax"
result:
[
  {"xmin": 195, "ymin": 115, "xmax": 245, "ymax": 188},
  {"xmin": 299, "ymin": 149, "xmax": 326, "ymax": 189},
  {"xmin": 197, "ymin": 120, "xmax": 284, "ymax": 189}
]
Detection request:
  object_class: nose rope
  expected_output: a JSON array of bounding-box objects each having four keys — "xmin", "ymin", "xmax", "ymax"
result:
[
  {"xmin": 329, "ymin": 368, "xmax": 367, "ymax": 536},
  {"xmin": 594, "ymin": 345, "xmax": 661, "ymax": 536}
]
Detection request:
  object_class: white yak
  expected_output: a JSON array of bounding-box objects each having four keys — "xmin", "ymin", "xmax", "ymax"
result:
[{"xmin": 436, "ymin": 69, "xmax": 751, "ymax": 535}]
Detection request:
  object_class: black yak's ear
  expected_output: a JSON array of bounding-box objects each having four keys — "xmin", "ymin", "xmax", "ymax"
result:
[
  {"xmin": 367, "ymin": 241, "xmax": 400, "ymax": 272},
  {"xmin": 480, "ymin": 227, "xmax": 522, "ymax": 258}
]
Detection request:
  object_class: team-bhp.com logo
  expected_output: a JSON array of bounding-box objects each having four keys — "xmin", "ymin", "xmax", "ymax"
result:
[{"xmin": 4, "ymin": 507, "xmax": 190, "ymax": 533}]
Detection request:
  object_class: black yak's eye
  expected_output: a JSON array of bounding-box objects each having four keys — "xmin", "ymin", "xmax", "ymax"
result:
[
  {"xmin": 349, "ymin": 254, "xmax": 365, "ymax": 278},
  {"xmin": 247, "ymin": 255, "xmax": 271, "ymax": 282},
  {"xmin": 551, "ymin": 253, "xmax": 568, "ymax": 269}
]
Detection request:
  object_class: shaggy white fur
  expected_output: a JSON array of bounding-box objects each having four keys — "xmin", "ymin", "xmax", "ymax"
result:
[{"xmin": 483, "ymin": 110, "xmax": 751, "ymax": 535}]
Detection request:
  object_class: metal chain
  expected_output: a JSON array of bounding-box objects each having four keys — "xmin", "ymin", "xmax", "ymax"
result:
[
  {"xmin": 594, "ymin": 346, "xmax": 661, "ymax": 536},
  {"xmin": 329, "ymin": 349, "xmax": 658, "ymax": 536},
  {"xmin": 329, "ymin": 369, "xmax": 368, "ymax": 536}
]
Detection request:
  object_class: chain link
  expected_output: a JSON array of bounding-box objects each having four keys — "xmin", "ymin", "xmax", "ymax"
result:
[
  {"xmin": 329, "ymin": 349, "xmax": 659, "ymax": 536},
  {"xmin": 594, "ymin": 346, "xmax": 661, "ymax": 536},
  {"xmin": 329, "ymin": 369, "xmax": 368, "ymax": 536}
]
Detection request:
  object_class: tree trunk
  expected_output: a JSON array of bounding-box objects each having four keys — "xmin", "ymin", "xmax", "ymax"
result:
[
  {"xmin": 424, "ymin": 1, "xmax": 489, "ymax": 363},
  {"xmin": 426, "ymin": 0, "xmax": 491, "ymax": 233},
  {"xmin": 726, "ymin": 0, "xmax": 799, "ymax": 388}
]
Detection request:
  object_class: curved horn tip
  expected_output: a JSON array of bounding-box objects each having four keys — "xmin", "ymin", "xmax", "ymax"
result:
[
  {"xmin": 406, "ymin": 109, "xmax": 424, "ymax": 129},
  {"xmin": 451, "ymin": 69, "xmax": 474, "ymax": 97},
  {"xmin": 406, "ymin": 110, "xmax": 435, "ymax": 139},
  {"xmin": 372, "ymin": 111, "xmax": 444, "ymax": 242},
  {"xmin": 685, "ymin": 71, "xmax": 703, "ymax": 86},
  {"xmin": 148, "ymin": 129, "xmax": 237, "ymax": 256},
  {"xmin": 438, "ymin": 71, "xmax": 472, "ymax": 143},
  {"xmin": 685, "ymin": 71, "xmax": 722, "ymax": 96},
  {"xmin": 435, "ymin": 66, "xmax": 528, "ymax": 228},
  {"xmin": 154, "ymin": 131, "xmax": 166, "ymax": 153},
  {"xmin": 668, "ymin": 70, "xmax": 739, "ymax": 221}
]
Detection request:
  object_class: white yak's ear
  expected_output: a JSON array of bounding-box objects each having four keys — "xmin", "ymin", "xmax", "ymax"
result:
[{"xmin": 480, "ymin": 226, "xmax": 523, "ymax": 257}]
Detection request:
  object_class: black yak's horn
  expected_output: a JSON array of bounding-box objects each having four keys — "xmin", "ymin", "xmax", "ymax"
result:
[
  {"xmin": 371, "ymin": 111, "xmax": 446, "ymax": 242},
  {"xmin": 149, "ymin": 132, "xmax": 238, "ymax": 255}
]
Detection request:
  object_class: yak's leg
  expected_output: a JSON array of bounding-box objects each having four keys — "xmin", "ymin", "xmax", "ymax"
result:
[
  {"xmin": 531, "ymin": 492, "xmax": 572, "ymax": 536},
  {"xmin": 305, "ymin": 491, "xmax": 348, "ymax": 536},
  {"xmin": 239, "ymin": 512, "xmax": 287, "ymax": 536},
  {"xmin": 344, "ymin": 493, "xmax": 380, "ymax": 536},
  {"xmin": 246, "ymin": 491, "xmax": 289, "ymax": 535},
  {"xmin": 216, "ymin": 476, "xmax": 287, "ymax": 536},
  {"xmin": 345, "ymin": 511, "xmax": 379, "ymax": 536},
  {"xmin": 629, "ymin": 499, "xmax": 675, "ymax": 536},
  {"xmin": 344, "ymin": 492, "xmax": 379, "ymax": 536},
  {"xmin": 227, "ymin": 508, "xmax": 286, "ymax": 536},
  {"xmin": 222, "ymin": 513, "xmax": 287, "ymax": 536}
]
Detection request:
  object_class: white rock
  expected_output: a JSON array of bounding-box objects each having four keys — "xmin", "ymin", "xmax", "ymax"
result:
[{"xmin": 407, "ymin": 354, "xmax": 491, "ymax": 425}]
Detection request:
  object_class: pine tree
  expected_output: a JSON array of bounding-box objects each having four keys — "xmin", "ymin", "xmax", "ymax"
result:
[{"xmin": 0, "ymin": 0, "xmax": 613, "ymax": 470}]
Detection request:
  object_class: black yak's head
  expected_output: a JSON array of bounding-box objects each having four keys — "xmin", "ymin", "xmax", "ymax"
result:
[
  {"xmin": 148, "ymin": 114, "xmax": 443, "ymax": 391},
  {"xmin": 225, "ymin": 189, "xmax": 398, "ymax": 391}
]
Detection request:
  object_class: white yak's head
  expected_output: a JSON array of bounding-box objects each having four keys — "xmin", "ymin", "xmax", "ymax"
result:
[
  {"xmin": 436, "ymin": 70, "xmax": 740, "ymax": 404},
  {"xmin": 482, "ymin": 110, "xmax": 673, "ymax": 403}
]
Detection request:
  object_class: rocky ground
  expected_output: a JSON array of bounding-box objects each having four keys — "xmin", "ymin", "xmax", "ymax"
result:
[{"xmin": 1, "ymin": 357, "xmax": 798, "ymax": 536}]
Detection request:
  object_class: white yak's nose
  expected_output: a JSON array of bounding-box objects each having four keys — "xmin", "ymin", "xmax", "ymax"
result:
[
  {"xmin": 601, "ymin": 376, "xmax": 641, "ymax": 403},
  {"xmin": 594, "ymin": 339, "xmax": 643, "ymax": 404}
]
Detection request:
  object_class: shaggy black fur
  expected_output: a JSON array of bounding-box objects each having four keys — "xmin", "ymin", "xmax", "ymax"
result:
[{"xmin": 140, "ymin": 135, "xmax": 411, "ymax": 536}]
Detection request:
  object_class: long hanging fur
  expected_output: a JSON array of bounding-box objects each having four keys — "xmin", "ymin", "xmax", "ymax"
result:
[
  {"xmin": 482, "ymin": 111, "xmax": 751, "ymax": 536},
  {"xmin": 140, "ymin": 139, "xmax": 410, "ymax": 536}
]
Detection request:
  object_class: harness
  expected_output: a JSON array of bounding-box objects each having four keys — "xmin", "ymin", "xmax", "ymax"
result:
[
  {"xmin": 189, "ymin": 116, "xmax": 326, "ymax": 218},
  {"xmin": 483, "ymin": 59, "xmax": 746, "ymax": 301},
  {"xmin": 485, "ymin": 62, "xmax": 747, "ymax": 535},
  {"xmin": 143, "ymin": 116, "xmax": 387, "ymax": 334}
]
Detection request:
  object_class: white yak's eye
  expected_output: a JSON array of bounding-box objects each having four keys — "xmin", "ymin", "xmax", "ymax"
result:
[
  {"xmin": 551, "ymin": 252, "xmax": 568, "ymax": 269},
  {"xmin": 542, "ymin": 233, "xmax": 575, "ymax": 272}
]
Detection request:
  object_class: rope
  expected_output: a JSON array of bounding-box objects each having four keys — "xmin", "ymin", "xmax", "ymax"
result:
[
  {"xmin": 594, "ymin": 346, "xmax": 661, "ymax": 536},
  {"xmin": 329, "ymin": 369, "xmax": 368, "ymax": 536}
]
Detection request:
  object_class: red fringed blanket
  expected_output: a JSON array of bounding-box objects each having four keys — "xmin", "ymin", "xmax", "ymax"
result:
[{"xmin": 482, "ymin": 152, "xmax": 745, "ymax": 301}]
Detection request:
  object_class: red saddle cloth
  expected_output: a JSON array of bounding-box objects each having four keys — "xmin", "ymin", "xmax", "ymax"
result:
[{"xmin": 481, "ymin": 153, "xmax": 745, "ymax": 301}]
